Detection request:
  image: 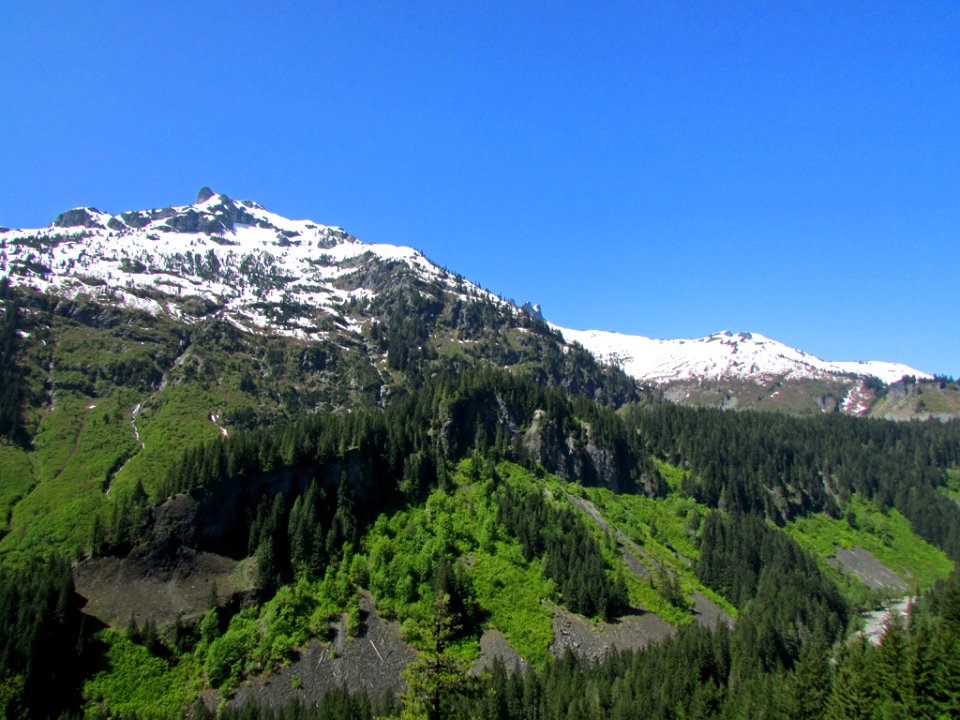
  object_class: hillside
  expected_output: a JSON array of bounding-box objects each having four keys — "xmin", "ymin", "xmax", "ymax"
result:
[
  {"xmin": 0, "ymin": 191, "xmax": 958, "ymax": 719},
  {"xmin": 555, "ymin": 326, "xmax": 953, "ymax": 419}
]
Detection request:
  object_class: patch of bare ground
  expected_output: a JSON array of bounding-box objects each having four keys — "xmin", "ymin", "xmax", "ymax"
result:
[
  {"xmin": 691, "ymin": 591, "xmax": 733, "ymax": 630},
  {"xmin": 621, "ymin": 547, "xmax": 652, "ymax": 579},
  {"xmin": 827, "ymin": 547, "xmax": 908, "ymax": 592},
  {"xmin": 74, "ymin": 550, "xmax": 247, "ymax": 628},
  {"xmin": 228, "ymin": 591, "xmax": 415, "ymax": 711},
  {"xmin": 550, "ymin": 602, "xmax": 674, "ymax": 661},
  {"xmin": 471, "ymin": 629, "xmax": 526, "ymax": 674}
]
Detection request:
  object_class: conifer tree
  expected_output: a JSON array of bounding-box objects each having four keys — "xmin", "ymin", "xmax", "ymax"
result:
[{"xmin": 400, "ymin": 592, "xmax": 480, "ymax": 720}]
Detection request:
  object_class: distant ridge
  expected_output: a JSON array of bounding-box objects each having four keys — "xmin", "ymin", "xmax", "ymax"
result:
[{"xmin": 553, "ymin": 326, "xmax": 929, "ymax": 386}]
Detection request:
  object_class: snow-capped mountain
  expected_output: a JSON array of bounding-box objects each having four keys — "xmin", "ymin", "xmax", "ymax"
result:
[
  {"xmin": 553, "ymin": 327, "xmax": 929, "ymax": 389},
  {"xmin": 1, "ymin": 188, "xmax": 939, "ymax": 419},
  {"xmin": 0, "ymin": 188, "xmax": 502, "ymax": 340}
]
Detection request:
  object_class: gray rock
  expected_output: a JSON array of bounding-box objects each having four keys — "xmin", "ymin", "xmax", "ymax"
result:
[{"xmin": 53, "ymin": 207, "xmax": 105, "ymax": 228}]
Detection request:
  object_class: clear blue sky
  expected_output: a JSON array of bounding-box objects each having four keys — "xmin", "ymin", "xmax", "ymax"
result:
[{"xmin": 2, "ymin": 2, "xmax": 957, "ymax": 376}]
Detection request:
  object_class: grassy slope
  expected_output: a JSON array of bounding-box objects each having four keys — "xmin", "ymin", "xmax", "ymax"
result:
[
  {"xmin": 82, "ymin": 633, "xmax": 202, "ymax": 718},
  {"xmin": 786, "ymin": 495, "xmax": 953, "ymax": 604},
  {"xmin": 941, "ymin": 467, "xmax": 960, "ymax": 504},
  {"xmin": 1, "ymin": 392, "xmax": 139, "ymax": 559},
  {"xmin": 73, "ymin": 456, "xmax": 956, "ymax": 715},
  {"xmin": 868, "ymin": 381, "xmax": 960, "ymax": 420},
  {"xmin": 0, "ymin": 441, "xmax": 34, "ymax": 535},
  {"xmin": 110, "ymin": 384, "xmax": 228, "ymax": 501}
]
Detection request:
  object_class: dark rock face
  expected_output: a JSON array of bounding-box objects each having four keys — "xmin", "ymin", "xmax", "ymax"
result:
[
  {"xmin": 53, "ymin": 208, "xmax": 105, "ymax": 228},
  {"xmin": 523, "ymin": 409, "xmax": 638, "ymax": 494},
  {"xmin": 121, "ymin": 210, "xmax": 162, "ymax": 228},
  {"xmin": 521, "ymin": 302, "xmax": 543, "ymax": 321},
  {"xmin": 146, "ymin": 493, "xmax": 200, "ymax": 563},
  {"xmin": 197, "ymin": 186, "xmax": 217, "ymax": 203},
  {"xmin": 143, "ymin": 450, "xmax": 378, "ymax": 562},
  {"xmin": 163, "ymin": 197, "xmax": 265, "ymax": 234}
]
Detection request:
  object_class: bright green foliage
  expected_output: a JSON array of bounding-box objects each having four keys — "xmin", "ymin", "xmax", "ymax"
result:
[
  {"xmin": 497, "ymin": 481, "xmax": 628, "ymax": 620},
  {"xmin": 2, "ymin": 269, "xmax": 960, "ymax": 720},
  {"xmin": 364, "ymin": 460, "xmax": 555, "ymax": 665},
  {"xmin": 942, "ymin": 467, "xmax": 960, "ymax": 503},
  {"xmin": 0, "ymin": 392, "xmax": 139, "ymax": 559},
  {"xmin": 109, "ymin": 384, "xmax": 225, "ymax": 501},
  {"xmin": 82, "ymin": 631, "xmax": 201, "ymax": 718},
  {"xmin": 629, "ymin": 403, "xmax": 960, "ymax": 558},
  {"xmin": 787, "ymin": 495, "xmax": 953, "ymax": 599},
  {"xmin": 0, "ymin": 441, "xmax": 32, "ymax": 536},
  {"xmin": 580, "ymin": 480, "xmax": 736, "ymax": 621},
  {"xmin": 202, "ymin": 609, "xmax": 259, "ymax": 691},
  {"xmin": 198, "ymin": 567, "xmax": 358, "ymax": 693}
]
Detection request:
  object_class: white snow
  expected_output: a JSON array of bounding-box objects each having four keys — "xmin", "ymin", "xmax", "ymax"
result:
[
  {"xmin": 1, "ymin": 190, "xmax": 505, "ymax": 342},
  {"xmin": 552, "ymin": 326, "xmax": 931, "ymax": 387},
  {"xmin": 831, "ymin": 361, "xmax": 923, "ymax": 386}
]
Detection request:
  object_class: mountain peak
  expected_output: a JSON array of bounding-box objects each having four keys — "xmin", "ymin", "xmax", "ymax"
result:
[{"xmin": 0, "ymin": 189, "xmax": 492, "ymax": 342}]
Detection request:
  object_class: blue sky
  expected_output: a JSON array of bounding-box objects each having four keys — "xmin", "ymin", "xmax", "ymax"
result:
[{"xmin": 2, "ymin": 2, "xmax": 958, "ymax": 376}]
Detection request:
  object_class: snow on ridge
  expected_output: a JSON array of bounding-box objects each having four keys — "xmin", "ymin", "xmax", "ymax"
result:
[
  {"xmin": 830, "ymin": 361, "xmax": 928, "ymax": 386},
  {"xmin": 552, "ymin": 325, "xmax": 930, "ymax": 386},
  {"xmin": 0, "ymin": 190, "xmax": 507, "ymax": 339}
]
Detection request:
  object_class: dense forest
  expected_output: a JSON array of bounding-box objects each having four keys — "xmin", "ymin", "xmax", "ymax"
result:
[
  {"xmin": 0, "ymin": 277, "xmax": 23, "ymax": 442},
  {"xmin": 626, "ymin": 404, "xmax": 960, "ymax": 557}
]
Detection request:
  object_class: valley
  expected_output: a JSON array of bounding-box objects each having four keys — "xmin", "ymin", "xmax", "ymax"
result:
[{"xmin": 0, "ymin": 192, "xmax": 958, "ymax": 719}]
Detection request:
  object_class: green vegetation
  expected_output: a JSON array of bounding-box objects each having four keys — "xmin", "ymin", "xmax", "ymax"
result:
[
  {"xmin": 365, "ymin": 460, "xmax": 556, "ymax": 666},
  {"xmin": 2, "ymin": 392, "xmax": 139, "ymax": 559},
  {"xmin": 0, "ymin": 556, "xmax": 89, "ymax": 719},
  {"xmin": 0, "ymin": 441, "xmax": 33, "ymax": 535},
  {"xmin": 111, "ymin": 384, "xmax": 226, "ymax": 502},
  {"xmin": 787, "ymin": 495, "xmax": 953, "ymax": 600},
  {"xmin": 942, "ymin": 467, "xmax": 960, "ymax": 504},
  {"xmin": 82, "ymin": 632, "xmax": 201, "ymax": 718},
  {"xmin": 1, "ymin": 274, "xmax": 960, "ymax": 719},
  {"xmin": 628, "ymin": 403, "xmax": 960, "ymax": 559},
  {"xmin": 580, "ymin": 481, "xmax": 737, "ymax": 622},
  {"xmin": 0, "ymin": 278, "xmax": 24, "ymax": 443}
]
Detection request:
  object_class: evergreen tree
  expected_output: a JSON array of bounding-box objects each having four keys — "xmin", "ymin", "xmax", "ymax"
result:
[{"xmin": 401, "ymin": 592, "xmax": 481, "ymax": 720}]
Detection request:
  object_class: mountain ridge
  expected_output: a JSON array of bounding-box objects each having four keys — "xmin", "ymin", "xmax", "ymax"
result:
[
  {"xmin": 1, "ymin": 188, "xmax": 936, "ymax": 389},
  {"xmin": 553, "ymin": 326, "xmax": 930, "ymax": 386},
  {"xmin": 1, "ymin": 189, "xmax": 511, "ymax": 344}
]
